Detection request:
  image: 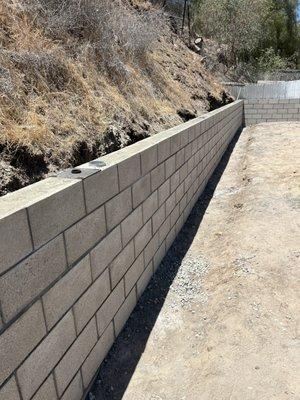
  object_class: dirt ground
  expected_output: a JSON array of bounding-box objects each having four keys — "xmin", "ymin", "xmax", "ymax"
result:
[{"xmin": 90, "ymin": 122, "xmax": 300, "ymax": 400}]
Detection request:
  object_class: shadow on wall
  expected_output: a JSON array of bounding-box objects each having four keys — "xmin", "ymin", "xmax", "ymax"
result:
[{"xmin": 89, "ymin": 128, "xmax": 243, "ymax": 400}]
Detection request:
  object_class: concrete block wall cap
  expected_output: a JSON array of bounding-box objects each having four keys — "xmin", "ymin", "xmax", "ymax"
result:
[
  {"xmin": 78, "ymin": 159, "xmax": 107, "ymax": 169},
  {"xmin": 0, "ymin": 177, "xmax": 81, "ymax": 218},
  {"xmin": 77, "ymin": 102, "xmax": 242, "ymax": 172},
  {"xmin": 57, "ymin": 168, "xmax": 100, "ymax": 180}
]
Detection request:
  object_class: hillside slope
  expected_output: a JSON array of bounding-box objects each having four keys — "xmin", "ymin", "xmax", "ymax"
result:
[{"xmin": 0, "ymin": 0, "xmax": 231, "ymax": 195}]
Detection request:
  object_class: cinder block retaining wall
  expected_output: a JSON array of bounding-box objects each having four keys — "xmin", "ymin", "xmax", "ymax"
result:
[
  {"xmin": 244, "ymin": 99, "xmax": 300, "ymax": 126},
  {"xmin": 0, "ymin": 100, "xmax": 243, "ymax": 400}
]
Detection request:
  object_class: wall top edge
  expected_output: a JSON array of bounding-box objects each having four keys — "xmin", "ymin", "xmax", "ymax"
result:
[
  {"xmin": 0, "ymin": 101, "xmax": 243, "ymax": 217},
  {"xmin": 0, "ymin": 177, "xmax": 81, "ymax": 219},
  {"xmin": 243, "ymin": 98, "xmax": 300, "ymax": 100},
  {"xmin": 79, "ymin": 101, "xmax": 242, "ymax": 168}
]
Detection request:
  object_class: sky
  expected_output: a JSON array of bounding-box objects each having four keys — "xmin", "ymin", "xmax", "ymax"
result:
[{"xmin": 297, "ymin": 4, "xmax": 300, "ymax": 21}]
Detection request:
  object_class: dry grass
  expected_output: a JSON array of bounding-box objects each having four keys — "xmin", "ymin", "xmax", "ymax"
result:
[{"xmin": 0, "ymin": 0, "xmax": 226, "ymax": 194}]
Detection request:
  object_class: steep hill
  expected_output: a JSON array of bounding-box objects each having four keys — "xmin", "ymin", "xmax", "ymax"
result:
[{"xmin": 0, "ymin": 0, "xmax": 231, "ymax": 195}]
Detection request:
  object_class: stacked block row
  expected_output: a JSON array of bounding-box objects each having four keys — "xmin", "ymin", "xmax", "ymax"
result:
[
  {"xmin": 0, "ymin": 100, "xmax": 243, "ymax": 400},
  {"xmin": 244, "ymin": 99, "xmax": 300, "ymax": 126}
]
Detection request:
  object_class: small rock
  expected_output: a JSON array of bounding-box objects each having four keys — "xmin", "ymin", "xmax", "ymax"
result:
[{"xmin": 177, "ymin": 108, "xmax": 197, "ymax": 122}]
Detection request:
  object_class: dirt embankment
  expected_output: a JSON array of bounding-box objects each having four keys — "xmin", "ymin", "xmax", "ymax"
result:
[{"xmin": 0, "ymin": 0, "xmax": 232, "ymax": 196}]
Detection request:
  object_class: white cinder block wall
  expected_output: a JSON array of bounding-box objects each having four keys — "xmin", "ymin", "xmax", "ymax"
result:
[
  {"xmin": 244, "ymin": 99, "xmax": 300, "ymax": 126},
  {"xmin": 0, "ymin": 99, "xmax": 242, "ymax": 400}
]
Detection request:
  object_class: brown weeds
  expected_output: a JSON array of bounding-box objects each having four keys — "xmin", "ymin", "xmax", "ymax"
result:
[{"xmin": 0, "ymin": 0, "xmax": 224, "ymax": 188}]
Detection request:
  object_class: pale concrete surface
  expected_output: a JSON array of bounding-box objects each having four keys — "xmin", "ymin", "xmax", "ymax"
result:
[
  {"xmin": 244, "ymin": 99, "xmax": 300, "ymax": 126},
  {"xmin": 17, "ymin": 311, "xmax": 76, "ymax": 400},
  {"xmin": 0, "ymin": 301, "xmax": 46, "ymax": 384},
  {"xmin": 91, "ymin": 122, "xmax": 300, "ymax": 400},
  {"xmin": 0, "ymin": 235, "xmax": 66, "ymax": 321}
]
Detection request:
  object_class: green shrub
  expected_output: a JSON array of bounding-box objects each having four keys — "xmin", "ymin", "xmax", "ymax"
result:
[{"xmin": 256, "ymin": 48, "xmax": 287, "ymax": 73}]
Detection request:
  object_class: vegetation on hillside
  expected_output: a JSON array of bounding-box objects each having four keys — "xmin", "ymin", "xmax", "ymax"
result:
[
  {"xmin": 192, "ymin": 0, "xmax": 300, "ymax": 77},
  {"xmin": 0, "ymin": 0, "xmax": 228, "ymax": 195}
]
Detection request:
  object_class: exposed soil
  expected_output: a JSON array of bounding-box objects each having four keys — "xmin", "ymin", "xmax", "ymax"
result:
[
  {"xmin": 0, "ymin": 1, "xmax": 233, "ymax": 196},
  {"xmin": 89, "ymin": 122, "xmax": 300, "ymax": 400}
]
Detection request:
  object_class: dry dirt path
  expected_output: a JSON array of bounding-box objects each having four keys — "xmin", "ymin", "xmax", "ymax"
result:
[{"xmin": 90, "ymin": 122, "xmax": 300, "ymax": 400}]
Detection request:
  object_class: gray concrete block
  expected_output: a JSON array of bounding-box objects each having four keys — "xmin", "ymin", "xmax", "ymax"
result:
[
  {"xmin": 0, "ymin": 376, "xmax": 21, "ymax": 400},
  {"xmin": 187, "ymin": 156, "xmax": 195, "ymax": 174},
  {"xmin": 90, "ymin": 226, "xmax": 122, "ymax": 280},
  {"xmin": 118, "ymin": 154, "xmax": 141, "ymax": 191},
  {"xmin": 28, "ymin": 180, "xmax": 86, "ymax": 249},
  {"xmin": 185, "ymin": 143, "xmax": 192, "ymax": 162},
  {"xmin": 110, "ymin": 241, "xmax": 135, "ymax": 288},
  {"xmin": 142, "ymin": 191, "xmax": 158, "ymax": 223},
  {"xmin": 144, "ymin": 233, "xmax": 159, "ymax": 266},
  {"xmin": 60, "ymin": 372, "xmax": 83, "ymax": 400},
  {"xmin": 17, "ymin": 311, "xmax": 76, "ymax": 400},
  {"xmin": 32, "ymin": 375, "xmax": 57, "ymax": 400},
  {"xmin": 179, "ymin": 194, "xmax": 187, "ymax": 214},
  {"xmin": 151, "ymin": 163, "xmax": 165, "ymax": 192},
  {"xmin": 0, "ymin": 301, "xmax": 46, "ymax": 386},
  {"xmin": 191, "ymin": 139, "xmax": 198, "ymax": 157},
  {"xmin": 137, "ymin": 262, "xmax": 153, "ymax": 299},
  {"xmin": 158, "ymin": 179, "xmax": 170, "ymax": 206},
  {"xmin": 153, "ymin": 242, "xmax": 166, "ymax": 272},
  {"xmin": 157, "ymin": 138, "xmax": 171, "ymax": 164},
  {"xmin": 73, "ymin": 269, "xmax": 110, "ymax": 334},
  {"xmin": 132, "ymin": 174, "xmax": 151, "ymax": 209},
  {"xmin": 54, "ymin": 318, "xmax": 97, "ymax": 396},
  {"xmin": 283, "ymin": 102, "xmax": 296, "ymax": 108},
  {"xmin": 141, "ymin": 146, "xmax": 158, "ymax": 175},
  {"xmin": 124, "ymin": 253, "xmax": 144, "ymax": 296},
  {"xmin": 84, "ymin": 166, "xmax": 119, "ymax": 213},
  {"xmin": 176, "ymin": 182, "xmax": 185, "ymax": 203},
  {"xmin": 175, "ymin": 148, "xmax": 185, "ymax": 169},
  {"xmin": 57, "ymin": 167, "xmax": 99, "ymax": 180},
  {"xmin": 65, "ymin": 206, "xmax": 106, "ymax": 265},
  {"xmin": 0, "ymin": 235, "xmax": 66, "ymax": 322},
  {"xmin": 185, "ymin": 174, "xmax": 193, "ymax": 193},
  {"xmin": 180, "ymin": 129, "xmax": 189, "ymax": 147},
  {"xmin": 289, "ymin": 114, "xmax": 300, "ymax": 120},
  {"xmin": 170, "ymin": 170, "xmax": 180, "ymax": 193},
  {"xmin": 105, "ymin": 188, "xmax": 132, "ymax": 231},
  {"xmin": 114, "ymin": 289, "xmax": 136, "ymax": 337},
  {"xmin": 179, "ymin": 163, "xmax": 188, "ymax": 183},
  {"xmin": 152, "ymin": 204, "xmax": 166, "ymax": 233},
  {"xmin": 121, "ymin": 206, "xmax": 143, "ymax": 246},
  {"xmin": 170, "ymin": 133, "xmax": 181, "ymax": 155},
  {"xmin": 96, "ymin": 280, "xmax": 125, "ymax": 336},
  {"xmin": 81, "ymin": 323, "xmax": 114, "ymax": 389},
  {"xmin": 159, "ymin": 217, "xmax": 171, "ymax": 245},
  {"xmin": 188, "ymin": 126, "xmax": 196, "ymax": 143},
  {"xmin": 165, "ymin": 155, "xmax": 176, "ymax": 179},
  {"xmin": 0, "ymin": 209, "xmax": 33, "ymax": 276},
  {"xmin": 166, "ymin": 226, "xmax": 176, "ymax": 251},
  {"xmin": 43, "ymin": 255, "xmax": 92, "ymax": 330},
  {"xmin": 134, "ymin": 220, "xmax": 152, "ymax": 257},
  {"xmin": 165, "ymin": 192, "xmax": 176, "ymax": 217},
  {"xmin": 175, "ymin": 213, "xmax": 184, "ymax": 235},
  {"xmin": 170, "ymin": 204, "xmax": 180, "ymax": 227}
]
